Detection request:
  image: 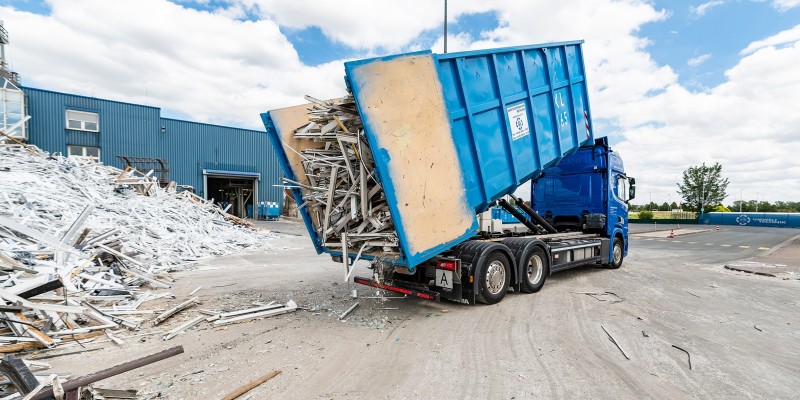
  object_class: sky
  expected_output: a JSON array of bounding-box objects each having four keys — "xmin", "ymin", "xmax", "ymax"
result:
[{"xmin": 1, "ymin": 0, "xmax": 799, "ymax": 205}]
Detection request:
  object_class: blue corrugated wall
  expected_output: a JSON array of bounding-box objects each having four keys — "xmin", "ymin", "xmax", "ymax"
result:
[{"xmin": 22, "ymin": 86, "xmax": 283, "ymax": 208}]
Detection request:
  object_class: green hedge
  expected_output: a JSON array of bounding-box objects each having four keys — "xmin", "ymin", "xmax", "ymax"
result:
[{"xmin": 630, "ymin": 219, "xmax": 698, "ymax": 224}]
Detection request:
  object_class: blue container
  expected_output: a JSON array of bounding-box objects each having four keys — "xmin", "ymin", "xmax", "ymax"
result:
[
  {"xmin": 490, "ymin": 205, "xmax": 525, "ymax": 224},
  {"xmin": 258, "ymin": 201, "xmax": 265, "ymax": 220},
  {"xmin": 265, "ymin": 202, "xmax": 281, "ymax": 220},
  {"xmin": 263, "ymin": 41, "xmax": 593, "ymax": 269}
]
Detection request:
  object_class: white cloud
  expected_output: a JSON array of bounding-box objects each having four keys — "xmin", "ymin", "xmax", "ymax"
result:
[
  {"xmin": 230, "ymin": 0, "xmax": 492, "ymax": 51},
  {"xmin": 740, "ymin": 23, "xmax": 800, "ymax": 54},
  {"xmin": 613, "ymin": 29, "xmax": 800, "ymax": 204},
  {"xmin": 3, "ymin": 0, "xmax": 799, "ymax": 204},
  {"xmin": 687, "ymin": 53, "xmax": 711, "ymax": 66},
  {"xmin": 771, "ymin": 0, "xmax": 800, "ymax": 11},
  {"xmin": 690, "ymin": 1, "xmax": 724, "ymax": 17},
  {"xmin": 3, "ymin": 0, "xmax": 346, "ymax": 128}
]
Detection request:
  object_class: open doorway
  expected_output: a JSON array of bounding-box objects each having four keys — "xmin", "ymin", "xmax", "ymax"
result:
[{"xmin": 203, "ymin": 170, "xmax": 259, "ymax": 219}]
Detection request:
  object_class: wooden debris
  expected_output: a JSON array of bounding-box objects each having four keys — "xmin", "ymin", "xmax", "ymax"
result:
[
  {"xmin": 221, "ymin": 370, "xmax": 282, "ymax": 400},
  {"xmin": 286, "ymin": 95, "xmax": 399, "ymax": 262}
]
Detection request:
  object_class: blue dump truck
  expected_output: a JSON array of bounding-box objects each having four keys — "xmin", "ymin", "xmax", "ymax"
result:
[{"xmin": 263, "ymin": 40, "xmax": 635, "ymax": 305}]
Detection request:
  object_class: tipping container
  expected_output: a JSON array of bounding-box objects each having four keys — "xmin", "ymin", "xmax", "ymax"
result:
[{"xmin": 263, "ymin": 40, "xmax": 594, "ymax": 270}]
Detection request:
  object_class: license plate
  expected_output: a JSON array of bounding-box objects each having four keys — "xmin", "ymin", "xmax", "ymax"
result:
[{"xmin": 435, "ymin": 269, "xmax": 453, "ymax": 289}]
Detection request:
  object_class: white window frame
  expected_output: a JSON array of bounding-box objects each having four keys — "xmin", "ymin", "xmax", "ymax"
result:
[
  {"xmin": 65, "ymin": 110, "xmax": 99, "ymax": 132},
  {"xmin": 0, "ymin": 79, "xmax": 26, "ymax": 139},
  {"xmin": 67, "ymin": 145, "xmax": 101, "ymax": 160}
]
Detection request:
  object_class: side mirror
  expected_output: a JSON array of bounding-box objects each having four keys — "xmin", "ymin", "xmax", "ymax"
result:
[{"xmin": 628, "ymin": 177, "xmax": 636, "ymax": 201}]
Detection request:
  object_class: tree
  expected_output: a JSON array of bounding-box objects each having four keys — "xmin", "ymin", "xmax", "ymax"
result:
[
  {"xmin": 677, "ymin": 162, "xmax": 730, "ymax": 213},
  {"xmin": 659, "ymin": 202, "xmax": 670, "ymax": 211},
  {"xmin": 670, "ymin": 202, "xmax": 678, "ymax": 210},
  {"xmin": 756, "ymin": 201, "xmax": 775, "ymax": 212}
]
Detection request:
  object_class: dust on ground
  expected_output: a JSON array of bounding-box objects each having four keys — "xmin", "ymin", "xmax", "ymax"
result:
[{"xmin": 33, "ymin": 221, "xmax": 800, "ymax": 399}]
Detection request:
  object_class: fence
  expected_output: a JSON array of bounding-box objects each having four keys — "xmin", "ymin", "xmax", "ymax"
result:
[{"xmin": 700, "ymin": 212, "xmax": 800, "ymax": 228}]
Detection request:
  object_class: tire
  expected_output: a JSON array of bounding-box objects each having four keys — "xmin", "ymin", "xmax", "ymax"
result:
[
  {"xmin": 605, "ymin": 237, "xmax": 624, "ymax": 269},
  {"xmin": 476, "ymin": 251, "xmax": 511, "ymax": 305},
  {"xmin": 520, "ymin": 246, "xmax": 549, "ymax": 293}
]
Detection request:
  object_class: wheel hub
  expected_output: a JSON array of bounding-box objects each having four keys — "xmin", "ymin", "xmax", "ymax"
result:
[
  {"xmin": 613, "ymin": 243, "xmax": 622, "ymax": 264},
  {"xmin": 486, "ymin": 260, "xmax": 506, "ymax": 295},
  {"xmin": 527, "ymin": 255, "xmax": 543, "ymax": 284}
]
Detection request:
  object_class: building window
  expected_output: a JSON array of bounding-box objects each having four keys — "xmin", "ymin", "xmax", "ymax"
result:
[
  {"xmin": 65, "ymin": 110, "xmax": 99, "ymax": 132},
  {"xmin": 67, "ymin": 145, "xmax": 100, "ymax": 160}
]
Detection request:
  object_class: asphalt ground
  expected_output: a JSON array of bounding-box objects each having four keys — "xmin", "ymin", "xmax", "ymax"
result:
[
  {"xmin": 41, "ymin": 221, "xmax": 800, "ymax": 399},
  {"xmin": 630, "ymin": 224, "xmax": 799, "ymax": 264}
]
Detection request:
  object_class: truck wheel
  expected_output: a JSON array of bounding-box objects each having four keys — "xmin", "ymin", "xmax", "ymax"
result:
[
  {"xmin": 606, "ymin": 237, "xmax": 624, "ymax": 269},
  {"xmin": 476, "ymin": 251, "xmax": 511, "ymax": 305},
  {"xmin": 521, "ymin": 246, "xmax": 548, "ymax": 293}
]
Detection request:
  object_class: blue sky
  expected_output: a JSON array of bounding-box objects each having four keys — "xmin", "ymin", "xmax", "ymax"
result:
[
  {"xmin": 642, "ymin": 1, "xmax": 800, "ymax": 89},
  {"xmin": 161, "ymin": 0, "xmax": 800, "ymax": 90},
  {"xmin": 2, "ymin": 0, "xmax": 799, "ymax": 204},
  {"xmin": 6, "ymin": 0, "xmax": 796, "ymax": 88}
]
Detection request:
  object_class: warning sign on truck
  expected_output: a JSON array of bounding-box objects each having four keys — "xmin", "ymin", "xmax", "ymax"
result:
[{"xmin": 507, "ymin": 103, "xmax": 530, "ymax": 141}]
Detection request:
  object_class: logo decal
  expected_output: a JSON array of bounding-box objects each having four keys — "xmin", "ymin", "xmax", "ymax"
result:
[
  {"xmin": 736, "ymin": 215, "xmax": 750, "ymax": 226},
  {"xmin": 506, "ymin": 103, "xmax": 530, "ymax": 141}
]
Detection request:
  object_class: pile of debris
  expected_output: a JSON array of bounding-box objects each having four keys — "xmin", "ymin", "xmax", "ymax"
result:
[
  {"xmin": 286, "ymin": 95, "xmax": 399, "ymax": 259},
  {"xmin": 0, "ymin": 142, "xmax": 276, "ymax": 354}
]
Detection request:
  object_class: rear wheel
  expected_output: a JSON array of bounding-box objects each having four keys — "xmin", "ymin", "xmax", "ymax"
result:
[
  {"xmin": 605, "ymin": 237, "xmax": 624, "ymax": 269},
  {"xmin": 476, "ymin": 251, "xmax": 511, "ymax": 304},
  {"xmin": 521, "ymin": 246, "xmax": 548, "ymax": 293}
]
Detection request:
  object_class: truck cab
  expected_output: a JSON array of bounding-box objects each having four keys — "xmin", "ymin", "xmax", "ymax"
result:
[{"xmin": 532, "ymin": 137, "xmax": 635, "ymax": 262}]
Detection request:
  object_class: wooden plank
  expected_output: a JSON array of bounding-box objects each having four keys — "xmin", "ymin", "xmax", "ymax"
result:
[
  {"xmin": 0, "ymin": 331, "xmax": 103, "ymax": 353},
  {"xmin": 12, "ymin": 313, "xmax": 55, "ymax": 348},
  {"xmin": 220, "ymin": 370, "xmax": 282, "ymax": 400}
]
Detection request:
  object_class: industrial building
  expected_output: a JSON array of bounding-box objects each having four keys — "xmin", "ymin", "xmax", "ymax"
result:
[
  {"xmin": 21, "ymin": 87, "xmax": 283, "ymax": 218},
  {"xmin": 0, "ymin": 23, "xmax": 282, "ymax": 219}
]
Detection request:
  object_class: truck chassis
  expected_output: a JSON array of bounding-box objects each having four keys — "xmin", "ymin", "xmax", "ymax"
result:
[{"xmin": 355, "ymin": 230, "xmax": 623, "ymax": 305}]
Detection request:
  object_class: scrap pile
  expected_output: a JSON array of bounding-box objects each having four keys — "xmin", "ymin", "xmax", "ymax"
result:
[
  {"xmin": 287, "ymin": 95, "xmax": 399, "ymax": 259},
  {"xmin": 0, "ymin": 142, "xmax": 275, "ymax": 353}
]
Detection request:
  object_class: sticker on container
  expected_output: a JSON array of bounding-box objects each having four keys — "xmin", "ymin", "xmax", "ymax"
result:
[{"xmin": 507, "ymin": 103, "xmax": 530, "ymax": 141}]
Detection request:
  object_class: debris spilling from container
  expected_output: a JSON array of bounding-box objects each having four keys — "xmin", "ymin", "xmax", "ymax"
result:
[
  {"xmin": 0, "ymin": 142, "xmax": 280, "ymax": 357},
  {"xmin": 284, "ymin": 95, "xmax": 400, "ymax": 262}
]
